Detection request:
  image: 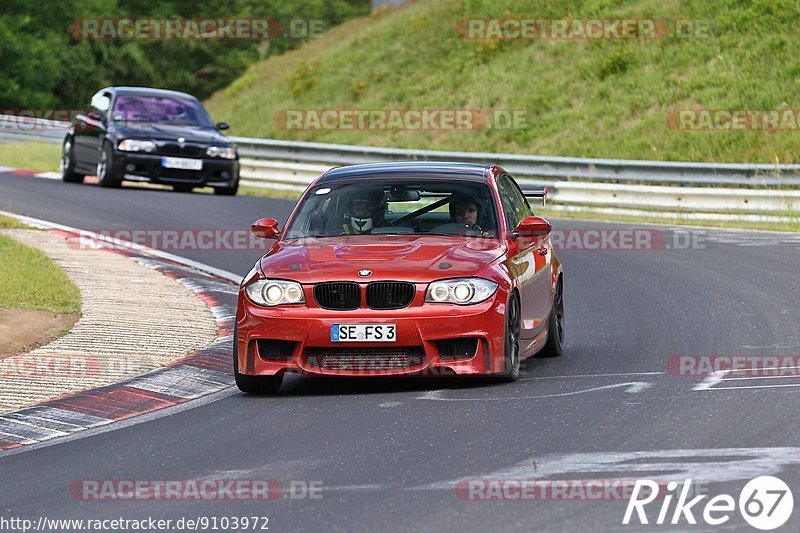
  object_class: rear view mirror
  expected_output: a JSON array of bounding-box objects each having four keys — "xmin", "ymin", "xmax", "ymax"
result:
[
  {"xmin": 216, "ymin": 122, "xmax": 230, "ymax": 131},
  {"xmin": 513, "ymin": 216, "xmax": 552, "ymax": 238},
  {"xmin": 251, "ymin": 218, "xmax": 280, "ymax": 239},
  {"xmin": 388, "ymin": 187, "xmax": 420, "ymax": 202}
]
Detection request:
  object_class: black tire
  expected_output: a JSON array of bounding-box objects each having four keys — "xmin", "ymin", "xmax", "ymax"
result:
[
  {"xmin": 213, "ymin": 182, "xmax": 239, "ymax": 196},
  {"xmin": 172, "ymin": 185, "xmax": 194, "ymax": 193},
  {"xmin": 60, "ymin": 138, "xmax": 85, "ymax": 183},
  {"xmin": 538, "ymin": 277, "xmax": 564, "ymax": 358},
  {"xmin": 96, "ymin": 143, "xmax": 122, "ymax": 188},
  {"xmin": 233, "ymin": 329, "xmax": 283, "ymax": 394},
  {"xmin": 496, "ymin": 293, "xmax": 521, "ymax": 382}
]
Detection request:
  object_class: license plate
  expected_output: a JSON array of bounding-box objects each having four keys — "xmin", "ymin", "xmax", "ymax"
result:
[
  {"xmin": 331, "ymin": 324, "xmax": 396, "ymax": 342},
  {"xmin": 161, "ymin": 156, "xmax": 202, "ymax": 170}
]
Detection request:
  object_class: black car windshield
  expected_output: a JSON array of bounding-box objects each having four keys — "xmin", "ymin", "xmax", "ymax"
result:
[
  {"xmin": 284, "ymin": 180, "xmax": 499, "ymax": 239},
  {"xmin": 111, "ymin": 95, "xmax": 214, "ymax": 127}
]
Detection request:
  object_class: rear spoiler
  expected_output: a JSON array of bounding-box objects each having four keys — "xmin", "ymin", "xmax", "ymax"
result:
[{"xmin": 521, "ymin": 186, "xmax": 548, "ymax": 206}]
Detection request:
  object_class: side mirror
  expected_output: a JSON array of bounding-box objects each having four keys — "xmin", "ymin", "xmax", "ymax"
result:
[
  {"xmin": 513, "ymin": 216, "xmax": 552, "ymax": 238},
  {"xmin": 216, "ymin": 122, "xmax": 230, "ymax": 131},
  {"xmin": 251, "ymin": 218, "xmax": 280, "ymax": 239}
]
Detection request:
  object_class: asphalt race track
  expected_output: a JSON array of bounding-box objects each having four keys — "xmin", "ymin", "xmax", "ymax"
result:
[{"xmin": 2, "ymin": 171, "xmax": 800, "ymax": 531}]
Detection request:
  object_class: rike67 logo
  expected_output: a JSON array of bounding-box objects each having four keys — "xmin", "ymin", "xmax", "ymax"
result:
[{"xmin": 623, "ymin": 476, "xmax": 794, "ymax": 530}]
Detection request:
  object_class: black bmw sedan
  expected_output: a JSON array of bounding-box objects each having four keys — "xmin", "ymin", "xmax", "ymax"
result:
[{"xmin": 60, "ymin": 87, "xmax": 240, "ymax": 195}]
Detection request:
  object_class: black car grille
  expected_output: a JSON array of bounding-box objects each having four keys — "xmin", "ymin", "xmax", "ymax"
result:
[
  {"xmin": 257, "ymin": 339, "xmax": 296, "ymax": 361},
  {"xmin": 159, "ymin": 143, "xmax": 205, "ymax": 157},
  {"xmin": 435, "ymin": 338, "xmax": 479, "ymax": 360},
  {"xmin": 314, "ymin": 282, "xmax": 360, "ymax": 310},
  {"xmin": 303, "ymin": 347, "xmax": 425, "ymax": 371},
  {"xmin": 366, "ymin": 282, "xmax": 415, "ymax": 310}
]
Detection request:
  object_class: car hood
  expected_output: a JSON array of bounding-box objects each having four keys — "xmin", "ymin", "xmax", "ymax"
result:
[
  {"xmin": 111, "ymin": 123, "xmax": 231, "ymax": 145},
  {"xmin": 259, "ymin": 235, "xmax": 506, "ymax": 283}
]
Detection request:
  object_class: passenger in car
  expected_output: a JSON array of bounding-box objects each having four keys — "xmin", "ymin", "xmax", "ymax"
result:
[{"xmin": 449, "ymin": 192, "xmax": 484, "ymax": 234}]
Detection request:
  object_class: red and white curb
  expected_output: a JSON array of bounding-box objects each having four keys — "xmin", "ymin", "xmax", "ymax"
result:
[
  {"xmin": 0, "ymin": 213, "xmax": 241, "ymax": 452},
  {"xmin": 3, "ymin": 167, "xmax": 98, "ymax": 183}
]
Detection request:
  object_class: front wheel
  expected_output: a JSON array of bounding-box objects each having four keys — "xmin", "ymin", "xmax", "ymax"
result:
[
  {"xmin": 60, "ymin": 139, "xmax": 84, "ymax": 183},
  {"xmin": 213, "ymin": 182, "xmax": 238, "ymax": 196},
  {"xmin": 233, "ymin": 329, "xmax": 283, "ymax": 394},
  {"xmin": 538, "ymin": 277, "xmax": 564, "ymax": 358},
  {"xmin": 97, "ymin": 143, "xmax": 121, "ymax": 188},
  {"xmin": 496, "ymin": 293, "xmax": 521, "ymax": 382}
]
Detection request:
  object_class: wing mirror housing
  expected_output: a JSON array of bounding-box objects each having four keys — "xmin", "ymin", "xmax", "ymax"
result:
[
  {"xmin": 513, "ymin": 216, "xmax": 552, "ymax": 238},
  {"xmin": 216, "ymin": 121, "xmax": 230, "ymax": 131},
  {"xmin": 251, "ymin": 218, "xmax": 280, "ymax": 239}
]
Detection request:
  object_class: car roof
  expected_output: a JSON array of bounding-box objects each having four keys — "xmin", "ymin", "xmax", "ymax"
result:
[
  {"xmin": 100, "ymin": 87, "xmax": 199, "ymax": 100},
  {"xmin": 317, "ymin": 162, "xmax": 492, "ymax": 184}
]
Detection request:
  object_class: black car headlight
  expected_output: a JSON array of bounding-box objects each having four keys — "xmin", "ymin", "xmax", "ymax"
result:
[
  {"xmin": 245, "ymin": 279, "xmax": 305, "ymax": 307},
  {"xmin": 425, "ymin": 278, "xmax": 498, "ymax": 305},
  {"xmin": 118, "ymin": 139, "xmax": 156, "ymax": 152},
  {"xmin": 206, "ymin": 146, "xmax": 236, "ymax": 159}
]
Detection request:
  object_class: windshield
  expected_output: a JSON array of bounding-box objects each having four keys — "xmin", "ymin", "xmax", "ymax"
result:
[
  {"xmin": 111, "ymin": 95, "xmax": 214, "ymax": 127},
  {"xmin": 284, "ymin": 180, "xmax": 499, "ymax": 239}
]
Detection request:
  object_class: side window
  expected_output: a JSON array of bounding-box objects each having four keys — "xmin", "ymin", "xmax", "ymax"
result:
[
  {"xmin": 498, "ymin": 174, "xmax": 531, "ymax": 231},
  {"xmin": 89, "ymin": 92, "xmax": 111, "ymax": 120}
]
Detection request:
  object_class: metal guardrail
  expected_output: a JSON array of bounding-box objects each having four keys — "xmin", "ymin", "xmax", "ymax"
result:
[
  {"xmin": 237, "ymin": 159, "xmax": 800, "ymax": 216},
  {"xmin": 1, "ymin": 115, "xmax": 798, "ymax": 218},
  {"xmin": 230, "ymin": 136, "xmax": 800, "ymax": 188},
  {"xmin": 0, "ymin": 115, "xmax": 70, "ymax": 143}
]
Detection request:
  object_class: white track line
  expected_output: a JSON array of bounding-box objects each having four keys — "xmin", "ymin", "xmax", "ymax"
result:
[
  {"xmin": 720, "ymin": 374, "xmax": 800, "ymax": 382},
  {"xmin": 701, "ymin": 383, "xmax": 800, "ymax": 391},
  {"xmin": 0, "ymin": 209, "xmax": 241, "ymax": 283},
  {"xmin": 524, "ymin": 371, "xmax": 664, "ymax": 380}
]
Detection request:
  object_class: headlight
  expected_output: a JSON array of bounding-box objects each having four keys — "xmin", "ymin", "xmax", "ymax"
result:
[
  {"xmin": 245, "ymin": 279, "xmax": 305, "ymax": 307},
  {"xmin": 425, "ymin": 278, "xmax": 498, "ymax": 305},
  {"xmin": 118, "ymin": 139, "xmax": 156, "ymax": 152},
  {"xmin": 206, "ymin": 145, "xmax": 236, "ymax": 159}
]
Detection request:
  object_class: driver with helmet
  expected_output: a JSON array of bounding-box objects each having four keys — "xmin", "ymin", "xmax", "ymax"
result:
[{"xmin": 342, "ymin": 187, "xmax": 390, "ymax": 235}]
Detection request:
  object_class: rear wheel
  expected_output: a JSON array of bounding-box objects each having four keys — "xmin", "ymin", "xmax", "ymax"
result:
[
  {"xmin": 538, "ymin": 277, "xmax": 564, "ymax": 358},
  {"xmin": 233, "ymin": 329, "xmax": 283, "ymax": 394},
  {"xmin": 96, "ymin": 143, "xmax": 121, "ymax": 188},
  {"xmin": 496, "ymin": 293, "xmax": 521, "ymax": 382},
  {"xmin": 60, "ymin": 139, "xmax": 84, "ymax": 183}
]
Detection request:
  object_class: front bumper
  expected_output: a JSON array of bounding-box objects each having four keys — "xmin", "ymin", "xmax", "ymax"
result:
[
  {"xmin": 236, "ymin": 288, "xmax": 508, "ymax": 377},
  {"xmin": 112, "ymin": 151, "xmax": 239, "ymax": 187}
]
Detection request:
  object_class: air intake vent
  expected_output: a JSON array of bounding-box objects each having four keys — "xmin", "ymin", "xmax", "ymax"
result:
[
  {"xmin": 435, "ymin": 338, "xmax": 479, "ymax": 360},
  {"xmin": 303, "ymin": 346, "xmax": 425, "ymax": 371},
  {"xmin": 257, "ymin": 339, "xmax": 296, "ymax": 361},
  {"xmin": 366, "ymin": 282, "xmax": 415, "ymax": 310},
  {"xmin": 314, "ymin": 282, "xmax": 360, "ymax": 310}
]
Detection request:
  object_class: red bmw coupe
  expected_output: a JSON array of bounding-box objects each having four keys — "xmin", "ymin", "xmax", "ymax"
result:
[{"xmin": 234, "ymin": 162, "xmax": 564, "ymax": 393}]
